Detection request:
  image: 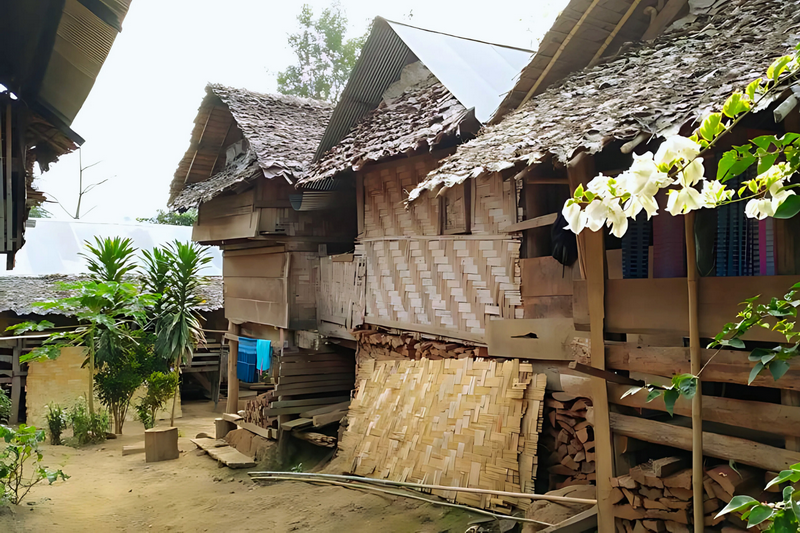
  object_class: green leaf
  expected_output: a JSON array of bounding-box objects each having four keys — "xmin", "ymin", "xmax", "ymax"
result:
[
  {"xmin": 747, "ymin": 504, "xmax": 774, "ymax": 528},
  {"xmin": 663, "ymin": 389, "xmax": 680, "ymax": 416},
  {"xmin": 717, "ymin": 495, "xmax": 759, "ymax": 517},
  {"xmin": 646, "ymin": 389, "xmax": 662, "ymax": 403},
  {"xmin": 758, "ymin": 152, "xmax": 780, "ymax": 174},
  {"xmin": 672, "ymin": 374, "xmax": 697, "ymax": 399},
  {"xmin": 723, "ymin": 92, "xmax": 750, "ymax": 118},
  {"xmin": 727, "ymin": 338, "xmax": 746, "ymax": 349},
  {"xmin": 746, "ymin": 79, "xmax": 762, "ymax": 101},
  {"xmin": 775, "ymin": 195, "xmax": 800, "ymax": 219},
  {"xmin": 771, "ymin": 509, "xmax": 797, "ymax": 533},
  {"xmin": 699, "ymin": 113, "xmax": 724, "ymax": 141},
  {"xmin": 767, "ymin": 469, "xmax": 796, "ymax": 490},
  {"xmin": 750, "ymin": 347, "xmax": 773, "ymax": 361},
  {"xmin": 749, "ymin": 361, "xmax": 765, "ymax": 384},
  {"xmin": 770, "ymin": 360, "xmax": 791, "ymax": 381},
  {"xmin": 767, "ymin": 55, "xmax": 794, "ymax": 80}
]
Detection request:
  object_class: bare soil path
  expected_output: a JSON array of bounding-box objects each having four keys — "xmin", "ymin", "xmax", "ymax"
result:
[{"xmin": 1, "ymin": 401, "xmax": 474, "ymax": 532}]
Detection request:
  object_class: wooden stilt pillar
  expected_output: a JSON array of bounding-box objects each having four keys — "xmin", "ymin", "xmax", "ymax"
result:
[
  {"xmin": 225, "ymin": 321, "xmax": 240, "ymax": 414},
  {"xmin": 685, "ymin": 211, "xmax": 704, "ymax": 531},
  {"xmin": 568, "ymin": 153, "xmax": 615, "ymax": 532}
]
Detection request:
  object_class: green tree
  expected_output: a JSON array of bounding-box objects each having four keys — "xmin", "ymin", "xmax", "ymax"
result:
[
  {"xmin": 0, "ymin": 424, "xmax": 68, "ymax": 505},
  {"xmin": 276, "ymin": 2, "xmax": 366, "ymax": 102},
  {"xmin": 136, "ymin": 209, "xmax": 197, "ymax": 227},
  {"xmin": 29, "ymin": 205, "xmax": 52, "ymax": 218}
]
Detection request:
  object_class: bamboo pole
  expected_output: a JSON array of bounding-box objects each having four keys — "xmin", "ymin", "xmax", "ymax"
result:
[
  {"xmin": 684, "ymin": 211, "xmax": 704, "ymax": 531},
  {"xmin": 248, "ymin": 471, "xmax": 598, "ymax": 505}
]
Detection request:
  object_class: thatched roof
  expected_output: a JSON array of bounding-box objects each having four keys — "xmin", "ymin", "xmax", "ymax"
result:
[
  {"xmin": 0, "ymin": 275, "xmax": 224, "ymax": 316},
  {"xmin": 169, "ymin": 84, "xmax": 332, "ymax": 209},
  {"xmin": 410, "ymin": 0, "xmax": 800, "ymax": 201},
  {"xmin": 299, "ymin": 76, "xmax": 474, "ymax": 185}
]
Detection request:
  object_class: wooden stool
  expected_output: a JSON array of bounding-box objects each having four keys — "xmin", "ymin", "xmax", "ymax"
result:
[{"xmin": 144, "ymin": 427, "xmax": 179, "ymax": 462}]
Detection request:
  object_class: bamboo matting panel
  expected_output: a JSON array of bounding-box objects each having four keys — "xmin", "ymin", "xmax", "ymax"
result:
[
  {"xmin": 472, "ymin": 173, "xmax": 519, "ymax": 235},
  {"xmin": 364, "ymin": 237, "xmax": 522, "ymax": 337},
  {"xmin": 363, "ymin": 158, "xmax": 441, "ymax": 238},
  {"xmin": 317, "ymin": 255, "xmax": 366, "ymax": 329},
  {"xmin": 341, "ymin": 357, "xmax": 547, "ymax": 511}
]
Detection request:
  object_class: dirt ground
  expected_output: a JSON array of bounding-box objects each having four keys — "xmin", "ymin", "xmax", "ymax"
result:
[{"xmin": 1, "ymin": 401, "xmax": 476, "ymax": 532}]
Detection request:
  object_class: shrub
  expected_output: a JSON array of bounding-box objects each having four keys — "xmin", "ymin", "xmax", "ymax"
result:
[
  {"xmin": 0, "ymin": 389, "xmax": 11, "ymax": 423},
  {"xmin": 0, "ymin": 424, "xmax": 68, "ymax": 505},
  {"xmin": 134, "ymin": 371, "xmax": 178, "ymax": 429},
  {"xmin": 44, "ymin": 404, "xmax": 68, "ymax": 445},
  {"xmin": 67, "ymin": 398, "xmax": 109, "ymax": 446}
]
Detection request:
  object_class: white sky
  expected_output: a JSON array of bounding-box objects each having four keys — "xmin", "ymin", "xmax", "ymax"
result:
[{"xmin": 35, "ymin": 0, "xmax": 568, "ymax": 222}]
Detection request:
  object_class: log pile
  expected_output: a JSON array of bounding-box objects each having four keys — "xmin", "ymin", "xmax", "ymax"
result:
[
  {"xmin": 612, "ymin": 458, "xmax": 762, "ymax": 532},
  {"xmin": 243, "ymin": 390, "xmax": 277, "ymax": 429},
  {"xmin": 354, "ymin": 330, "xmax": 488, "ymax": 361},
  {"xmin": 541, "ymin": 393, "xmax": 596, "ymax": 490}
]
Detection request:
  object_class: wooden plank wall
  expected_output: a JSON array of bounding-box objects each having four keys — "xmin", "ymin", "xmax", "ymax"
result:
[
  {"xmin": 317, "ymin": 255, "xmax": 366, "ymax": 339},
  {"xmin": 223, "ymin": 248, "xmax": 319, "ymax": 329},
  {"xmin": 193, "ymin": 189, "xmax": 260, "ymax": 242},
  {"xmin": 360, "ymin": 156, "xmax": 522, "ymax": 341}
]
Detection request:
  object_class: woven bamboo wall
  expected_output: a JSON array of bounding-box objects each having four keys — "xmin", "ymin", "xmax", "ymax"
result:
[
  {"xmin": 340, "ymin": 357, "xmax": 546, "ymax": 511},
  {"xmin": 360, "ymin": 157, "xmax": 522, "ymax": 341}
]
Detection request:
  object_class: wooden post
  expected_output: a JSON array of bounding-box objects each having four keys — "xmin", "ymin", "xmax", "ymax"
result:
[
  {"xmin": 9, "ymin": 340, "xmax": 21, "ymax": 424},
  {"xmin": 782, "ymin": 390, "xmax": 800, "ymax": 451},
  {"xmin": 568, "ymin": 153, "xmax": 615, "ymax": 532},
  {"xmin": 685, "ymin": 211, "xmax": 704, "ymax": 531},
  {"xmin": 225, "ymin": 321, "xmax": 240, "ymax": 414}
]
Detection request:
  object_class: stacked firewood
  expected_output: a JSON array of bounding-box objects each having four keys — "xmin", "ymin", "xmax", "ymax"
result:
[
  {"xmin": 243, "ymin": 390, "xmax": 277, "ymax": 429},
  {"xmin": 354, "ymin": 330, "xmax": 487, "ymax": 360},
  {"xmin": 542, "ymin": 394, "xmax": 596, "ymax": 489},
  {"xmin": 612, "ymin": 458, "xmax": 760, "ymax": 532}
]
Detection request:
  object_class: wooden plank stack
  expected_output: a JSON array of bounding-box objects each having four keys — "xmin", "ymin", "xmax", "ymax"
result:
[
  {"xmin": 541, "ymin": 393, "xmax": 596, "ymax": 490},
  {"xmin": 354, "ymin": 330, "xmax": 488, "ymax": 360},
  {"xmin": 611, "ymin": 458, "xmax": 761, "ymax": 532},
  {"xmin": 269, "ymin": 349, "xmax": 355, "ymax": 408},
  {"xmin": 340, "ymin": 357, "xmax": 547, "ymax": 512},
  {"xmin": 243, "ymin": 390, "xmax": 277, "ymax": 429}
]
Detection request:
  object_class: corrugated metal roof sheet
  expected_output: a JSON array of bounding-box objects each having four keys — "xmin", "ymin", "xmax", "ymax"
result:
[{"xmin": 313, "ymin": 17, "xmax": 533, "ymax": 161}]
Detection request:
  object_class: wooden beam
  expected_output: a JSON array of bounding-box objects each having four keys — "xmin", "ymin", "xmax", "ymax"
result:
[
  {"xmin": 503, "ymin": 213, "xmax": 558, "ymax": 233},
  {"xmin": 517, "ymin": 0, "xmax": 602, "ymax": 109},
  {"xmin": 588, "ymin": 0, "xmax": 643, "ymax": 67},
  {"xmin": 608, "ymin": 383, "xmax": 800, "ymax": 438},
  {"xmin": 225, "ymin": 321, "xmax": 240, "ymax": 414},
  {"xmin": 9, "ymin": 341, "xmax": 21, "ymax": 424},
  {"xmin": 269, "ymin": 396, "xmax": 349, "ymax": 409},
  {"xmin": 567, "ymin": 151, "xmax": 615, "ymax": 533},
  {"xmin": 609, "ymin": 413, "xmax": 800, "ymax": 473},
  {"xmin": 782, "ymin": 391, "xmax": 800, "ymax": 451},
  {"xmin": 641, "ymin": 0, "xmax": 688, "ymax": 41},
  {"xmin": 605, "ymin": 343, "xmax": 800, "ymax": 392}
]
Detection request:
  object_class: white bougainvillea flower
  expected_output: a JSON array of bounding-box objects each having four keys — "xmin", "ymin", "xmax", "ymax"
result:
[
  {"xmin": 584, "ymin": 199, "xmax": 607, "ymax": 232},
  {"xmin": 587, "ymin": 174, "xmax": 614, "ymax": 196},
  {"xmin": 666, "ymin": 186, "xmax": 703, "ymax": 216},
  {"xmin": 676, "ymin": 158, "xmax": 705, "ymax": 187},
  {"xmin": 700, "ymin": 180, "xmax": 733, "ymax": 208},
  {"xmin": 605, "ymin": 201, "xmax": 629, "ymax": 238},
  {"xmin": 622, "ymin": 153, "xmax": 669, "ymax": 196},
  {"xmin": 745, "ymin": 198, "xmax": 775, "ymax": 219},
  {"xmin": 655, "ymin": 136, "xmax": 702, "ymax": 167},
  {"xmin": 624, "ymin": 194, "xmax": 660, "ymax": 219},
  {"xmin": 562, "ymin": 201, "xmax": 586, "ymax": 233},
  {"xmin": 768, "ymin": 179, "xmax": 795, "ymax": 212}
]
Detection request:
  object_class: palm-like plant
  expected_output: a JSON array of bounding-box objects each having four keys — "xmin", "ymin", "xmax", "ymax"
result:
[
  {"xmin": 83, "ymin": 236, "xmax": 137, "ymax": 282},
  {"xmin": 141, "ymin": 246, "xmax": 171, "ymax": 322},
  {"xmin": 151, "ymin": 240, "xmax": 212, "ymax": 426}
]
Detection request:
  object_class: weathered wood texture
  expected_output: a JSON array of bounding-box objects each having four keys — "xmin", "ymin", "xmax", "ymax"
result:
[
  {"xmin": 609, "ymin": 413, "xmax": 800, "ymax": 473},
  {"xmin": 579, "ymin": 276, "xmax": 799, "ymax": 342},
  {"xmin": 193, "ymin": 189, "xmax": 260, "ymax": 242},
  {"xmin": 608, "ymin": 383, "xmax": 800, "ymax": 438},
  {"xmin": 342, "ymin": 357, "xmax": 546, "ymax": 511},
  {"xmin": 317, "ymin": 254, "xmax": 366, "ymax": 339},
  {"xmin": 606, "ymin": 343, "xmax": 800, "ymax": 391},
  {"xmin": 223, "ymin": 249, "xmax": 318, "ymax": 329}
]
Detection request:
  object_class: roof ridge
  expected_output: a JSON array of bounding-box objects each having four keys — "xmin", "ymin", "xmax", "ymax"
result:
[
  {"xmin": 206, "ymin": 83, "xmax": 334, "ymax": 108},
  {"xmin": 380, "ymin": 17, "xmax": 535, "ymax": 54}
]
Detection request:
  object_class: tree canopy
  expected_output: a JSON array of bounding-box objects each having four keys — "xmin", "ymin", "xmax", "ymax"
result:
[
  {"xmin": 137, "ymin": 209, "xmax": 197, "ymax": 227},
  {"xmin": 277, "ymin": 3, "xmax": 365, "ymax": 102}
]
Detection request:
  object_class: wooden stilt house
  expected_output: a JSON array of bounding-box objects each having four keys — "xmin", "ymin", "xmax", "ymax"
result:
[{"xmin": 411, "ymin": 0, "xmax": 800, "ymax": 529}]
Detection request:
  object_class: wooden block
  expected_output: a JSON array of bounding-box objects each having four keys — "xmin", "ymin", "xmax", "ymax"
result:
[
  {"xmin": 664, "ymin": 522, "xmax": 689, "ymax": 533},
  {"xmin": 703, "ymin": 498, "xmax": 720, "ymax": 514},
  {"xmin": 313, "ymin": 410, "xmax": 347, "ymax": 428},
  {"xmin": 215, "ymin": 418, "xmax": 238, "ymax": 440},
  {"xmin": 663, "ymin": 487, "xmax": 692, "ymax": 501},
  {"xmin": 122, "ymin": 443, "xmax": 145, "ymax": 456},
  {"xmin": 707, "ymin": 465, "xmax": 755, "ymax": 495},
  {"xmin": 662, "ymin": 469, "xmax": 692, "ymax": 490},
  {"xmin": 642, "ymin": 519, "xmax": 665, "ymax": 532},
  {"xmin": 145, "ymin": 427, "xmax": 179, "ymax": 463},
  {"xmin": 610, "ymin": 487, "xmax": 625, "ymax": 504},
  {"xmin": 222, "ymin": 413, "xmax": 243, "ymax": 422},
  {"xmin": 206, "ymin": 445, "xmax": 257, "ymax": 468},
  {"xmin": 639, "ymin": 486, "xmax": 663, "ymax": 500},
  {"xmin": 300, "ymin": 401, "xmax": 351, "ymax": 418}
]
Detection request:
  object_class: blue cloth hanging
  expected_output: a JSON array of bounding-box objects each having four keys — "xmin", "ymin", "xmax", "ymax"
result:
[
  {"xmin": 256, "ymin": 339, "xmax": 271, "ymax": 372},
  {"xmin": 237, "ymin": 337, "xmax": 257, "ymax": 383}
]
